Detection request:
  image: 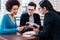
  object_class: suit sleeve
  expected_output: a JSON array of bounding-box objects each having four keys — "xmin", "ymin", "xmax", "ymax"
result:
[
  {"xmin": 38, "ymin": 13, "xmax": 54, "ymax": 38},
  {"xmin": 37, "ymin": 14, "xmax": 43, "ymax": 30},
  {"xmin": 20, "ymin": 14, "xmax": 26, "ymax": 26}
]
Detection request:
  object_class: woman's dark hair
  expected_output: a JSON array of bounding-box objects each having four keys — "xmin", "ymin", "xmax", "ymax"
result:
[
  {"xmin": 6, "ymin": 0, "xmax": 20, "ymax": 12},
  {"xmin": 39, "ymin": 0, "xmax": 60, "ymax": 15},
  {"xmin": 39, "ymin": 0, "xmax": 54, "ymax": 10},
  {"xmin": 28, "ymin": 2, "xmax": 36, "ymax": 9}
]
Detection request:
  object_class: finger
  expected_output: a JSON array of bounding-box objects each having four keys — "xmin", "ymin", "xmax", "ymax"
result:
[{"xmin": 26, "ymin": 22, "xmax": 29, "ymax": 24}]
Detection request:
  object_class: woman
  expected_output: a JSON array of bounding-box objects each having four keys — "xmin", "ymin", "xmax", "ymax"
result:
[
  {"xmin": 37, "ymin": 0, "xmax": 60, "ymax": 40},
  {"xmin": 0, "ymin": 0, "xmax": 25, "ymax": 34}
]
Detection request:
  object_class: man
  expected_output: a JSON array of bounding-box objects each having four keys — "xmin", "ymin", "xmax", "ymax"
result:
[{"xmin": 20, "ymin": 2, "xmax": 42, "ymax": 32}]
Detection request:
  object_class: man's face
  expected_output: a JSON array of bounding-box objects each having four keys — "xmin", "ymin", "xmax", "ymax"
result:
[{"xmin": 27, "ymin": 6, "xmax": 36, "ymax": 16}]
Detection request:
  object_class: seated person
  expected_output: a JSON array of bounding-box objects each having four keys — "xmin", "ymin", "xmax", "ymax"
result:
[
  {"xmin": 20, "ymin": 2, "xmax": 42, "ymax": 33},
  {"xmin": 36, "ymin": 0, "xmax": 60, "ymax": 40},
  {"xmin": 0, "ymin": 0, "xmax": 25, "ymax": 34}
]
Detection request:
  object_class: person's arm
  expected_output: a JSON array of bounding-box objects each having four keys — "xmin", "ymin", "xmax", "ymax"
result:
[
  {"xmin": 20, "ymin": 14, "xmax": 28, "ymax": 32},
  {"xmin": 36, "ymin": 14, "xmax": 41, "ymax": 28},
  {"xmin": 0, "ymin": 15, "xmax": 18, "ymax": 34},
  {"xmin": 36, "ymin": 13, "xmax": 54, "ymax": 38},
  {"xmin": 20, "ymin": 14, "xmax": 26, "ymax": 26},
  {"xmin": 34, "ymin": 23, "xmax": 40, "ymax": 28}
]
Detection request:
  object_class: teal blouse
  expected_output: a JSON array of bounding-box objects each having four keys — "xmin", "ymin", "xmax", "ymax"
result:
[{"xmin": 0, "ymin": 14, "xmax": 18, "ymax": 34}]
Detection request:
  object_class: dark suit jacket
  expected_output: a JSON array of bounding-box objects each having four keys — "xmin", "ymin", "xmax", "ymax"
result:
[
  {"xmin": 38, "ymin": 10, "xmax": 60, "ymax": 40},
  {"xmin": 20, "ymin": 13, "xmax": 42, "ymax": 32}
]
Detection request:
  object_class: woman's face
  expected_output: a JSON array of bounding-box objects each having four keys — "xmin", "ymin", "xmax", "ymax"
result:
[
  {"xmin": 10, "ymin": 5, "xmax": 19, "ymax": 15},
  {"xmin": 38, "ymin": 6, "xmax": 46, "ymax": 14}
]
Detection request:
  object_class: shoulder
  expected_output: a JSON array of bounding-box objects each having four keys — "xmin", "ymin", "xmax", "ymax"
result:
[
  {"xmin": 34, "ymin": 13, "xmax": 39, "ymax": 15},
  {"xmin": 3, "ymin": 14, "xmax": 8, "ymax": 17},
  {"xmin": 21, "ymin": 13, "xmax": 29, "ymax": 18},
  {"xmin": 2, "ymin": 14, "xmax": 8, "ymax": 19},
  {"xmin": 21, "ymin": 13, "xmax": 28, "ymax": 16},
  {"xmin": 44, "ymin": 11, "xmax": 57, "ymax": 21},
  {"xmin": 1, "ymin": 14, "xmax": 8, "ymax": 22},
  {"xmin": 34, "ymin": 13, "xmax": 40, "ymax": 17},
  {"xmin": 45, "ymin": 11, "xmax": 56, "ymax": 17},
  {"xmin": 48, "ymin": 11, "xmax": 57, "ymax": 16}
]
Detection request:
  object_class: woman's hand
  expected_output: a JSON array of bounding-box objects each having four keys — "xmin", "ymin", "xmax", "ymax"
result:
[
  {"xmin": 17, "ymin": 26, "xmax": 26, "ymax": 32},
  {"xmin": 33, "ymin": 28, "xmax": 39, "ymax": 32}
]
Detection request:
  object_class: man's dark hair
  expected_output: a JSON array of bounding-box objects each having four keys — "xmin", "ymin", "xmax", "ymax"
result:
[{"xmin": 28, "ymin": 2, "xmax": 36, "ymax": 9}]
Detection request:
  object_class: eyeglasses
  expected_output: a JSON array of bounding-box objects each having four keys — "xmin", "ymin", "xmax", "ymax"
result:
[{"xmin": 28, "ymin": 9, "xmax": 34, "ymax": 11}]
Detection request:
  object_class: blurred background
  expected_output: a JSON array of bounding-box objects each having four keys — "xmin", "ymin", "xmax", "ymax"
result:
[{"xmin": 0, "ymin": 0, "xmax": 60, "ymax": 25}]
